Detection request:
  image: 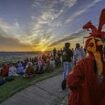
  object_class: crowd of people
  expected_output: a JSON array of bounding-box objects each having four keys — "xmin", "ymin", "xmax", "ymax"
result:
[
  {"xmin": 62, "ymin": 42, "xmax": 86, "ymax": 85},
  {"xmin": 0, "ymin": 42, "xmax": 87, "ymax": 86},
  {"xmin": 0, "ymin": 50, "xmax": 62, "ymax": 86}
]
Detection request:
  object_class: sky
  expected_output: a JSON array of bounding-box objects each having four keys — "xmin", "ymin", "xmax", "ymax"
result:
[{"xmin": 0, "ymin": 0, "xmax": 105, "ymax": 51}]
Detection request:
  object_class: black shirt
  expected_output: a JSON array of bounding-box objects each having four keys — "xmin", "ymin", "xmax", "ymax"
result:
[{"xmin": 62, "ymin": 48, "xmax": 73, "ymax": 62}]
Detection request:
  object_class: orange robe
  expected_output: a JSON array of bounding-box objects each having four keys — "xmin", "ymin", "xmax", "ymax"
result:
[{"xmin": 67, "ymin": 55, "xmax": 105, "ymax": 105}]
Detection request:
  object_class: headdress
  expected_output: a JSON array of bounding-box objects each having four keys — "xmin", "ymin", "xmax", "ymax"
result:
[
  {"xmin": 83, "ymin": 8, "xmax": 105, "ymax": 39},
  {"xmin": 82, "ymin": 9, "xmax": 105, "ymax": 75}
]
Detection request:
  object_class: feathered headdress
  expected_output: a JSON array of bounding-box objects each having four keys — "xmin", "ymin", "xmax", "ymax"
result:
[{"xmin": 83, "ymin": 8, "xmax": 105, "ymax": 39}]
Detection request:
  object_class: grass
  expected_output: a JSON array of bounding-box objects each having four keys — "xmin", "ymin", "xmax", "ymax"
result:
[{"xmin": 0, "ymin": 67, "xmax": 62, "ymax": 103}]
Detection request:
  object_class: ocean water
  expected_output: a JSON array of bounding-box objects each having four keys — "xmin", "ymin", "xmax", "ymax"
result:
[{"xmin": 0, "ymin": 52, "xmax": 38, "ymax": 65}]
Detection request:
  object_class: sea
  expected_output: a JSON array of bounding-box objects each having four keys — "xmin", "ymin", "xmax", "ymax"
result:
[{"xmin": 0, "ymin": 52, "xmax": 39, "ymax": 66}]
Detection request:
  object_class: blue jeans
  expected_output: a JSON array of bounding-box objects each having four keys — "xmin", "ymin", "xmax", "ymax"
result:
[{"xmin": 63, "ymin": 62, "xmax": 72, "ymax": 79}]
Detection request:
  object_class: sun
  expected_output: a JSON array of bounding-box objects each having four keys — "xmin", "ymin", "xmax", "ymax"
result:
[
  {"xmin": 41, "ymin": 48, "xmax": 47, "ymax": 52},
  {"xmin": 35, "ymin": 39, "xmax": 49, "ymax": 51}
]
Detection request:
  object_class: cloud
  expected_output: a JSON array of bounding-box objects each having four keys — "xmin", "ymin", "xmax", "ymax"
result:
[
  {"xmin": 0, "ymin": 19, "xmax": 24, "ymax": 37},
  {"xmin": 32, "ymin": 0, "xmax": 77, "ymax": 31},
  {"xmin": 65, "ymin": 0, "xmax": 102, "ymax": 24},
  {"xmin": 0, "ymin": 19, "xmax": 33, "ymax": 51},
  {"xmin": 0, "ymin": 18, "xmax": 34, "ymax": 44},
  {"xmin": 0, "ymin": 35, "xmax": 32, "ymax": 51},
  {"xmin": 32, "ymin": 0, "xmax": 77, "ymax": 21},
  {"xmin": 61, "ymin": 0, "xmax": 77, "ymax": 7},
  {"xmin": 29, "ymin": 0, "xmax": 78, "ymax": 50},
  {"xmin": 49, "ymin": 30, "xmax": 89, "ymax": 46},
  {"xmin": 33, "ymin": 0, "xmax": 77, "ymax": 10},
  {"xmin": 1, "ymin": 0, "xmax": 102, "ymax": 51}
]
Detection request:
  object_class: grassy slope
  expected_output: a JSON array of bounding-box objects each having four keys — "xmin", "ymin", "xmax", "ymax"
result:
[{"xmin": 0, "ymin": 67, "xmax": 62, "ymax": 103}]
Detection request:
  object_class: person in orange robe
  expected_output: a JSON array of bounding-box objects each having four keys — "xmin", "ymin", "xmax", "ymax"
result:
[{"xmin": 67, "ymin": 8, "xmax": 105, "ymax": 105}]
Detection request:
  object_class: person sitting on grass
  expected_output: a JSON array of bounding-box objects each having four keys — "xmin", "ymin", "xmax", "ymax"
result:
[
  {"xmin": 55, "ymin": 55, "xmax": 61, "ymax": 67},
  {"xmin": 0, "ymin": 69, "xmax": 6, "ymax": 85},
  {"xmin": 16, "ymin": 61, "xmax": 24, "ymax": 75},
  {"xmin": 25, "ymin": 62, "xmax": 35, "ymax": 77},
  {"xmin": 36, "ymin": 57, "xmax": 44, "ymax": 74},
  {"xmin": 44, "ymin": 57, "xmax": 50, "ymax": 72},
  {"xmin": 6, "ymin": 63, "xmax": 18, "ymax": 81},
  {"xmin": 49, "ymin": 57, "xmax": 55, "ymax": 71},
  {"xmin": 8, "ymin": 63, "xmax": 18, "ymax": 77},
  {"xmin": 0, "ymin": 64, "xmax": 9, "ymax": 78}
]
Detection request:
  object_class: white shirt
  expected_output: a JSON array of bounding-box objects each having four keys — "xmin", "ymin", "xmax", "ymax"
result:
[
  {"xmin": 8, "ymin": 66, "xmax": 18, "ymax": 76},
  {"xmin": 73, "ymin": 48, "xmax": 85, "ymax": 64}
]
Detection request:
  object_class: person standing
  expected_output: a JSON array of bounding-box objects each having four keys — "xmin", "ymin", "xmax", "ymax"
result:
[
  {"xmin": 52, "ymin": 48, "xmax": 57, "ymax": 60},
  {"xmin": 73, "ymin": 43, "xmax": 85, "ymax": 65},
  {"xmin": 62, "ymin": 42, "xmax": 73, "ymax": 81}
]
